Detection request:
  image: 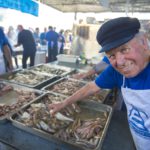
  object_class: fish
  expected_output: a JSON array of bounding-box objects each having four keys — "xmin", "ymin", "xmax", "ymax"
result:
[
  {"xmin": 31, "ymin": 103, "xmax": 45, "ymax": 108},
  {"xmin": 55, "ymin": 112, "xmax": 74, "ymax": 122},
  {"xmin": 21, "ymin": 112, "xmax": 30, "ymax": 119},
  {"xmin": 39, "ymin": 121, "xmax": 55, "ymax": 133}
]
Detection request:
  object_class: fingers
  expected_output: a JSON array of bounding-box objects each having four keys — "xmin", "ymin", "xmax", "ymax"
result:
[
  {"xmin": 48, "ymin": 102, "xmax": 66, "ymax": 116},
  {"xmin": 72, "ymin": 74, "xmax": 79, "ymax": 79},
  {"xmin": 48, "ymin": 103, "xmax": 58, "ymax": 116},
  {"xmin": 72, "ymin": 73, "xmax": 84, "ymax": 79},
  {"xmin": 50, "ymin": 109, "xmax": 55, "ymax": 117},
  {"xmin": 48, "ymin": 103, "xmax": 55, "ymax": 109}
]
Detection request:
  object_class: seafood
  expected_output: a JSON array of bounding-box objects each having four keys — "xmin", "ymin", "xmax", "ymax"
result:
[
  {"xmin": 55, "ymin": 112, "xmax": 74, "ymax": 122},
  {"xmin": 38, "ymin": 121, "xmax": 56, "ymax": 133},
  {"xmin": 47, "ymin": 78, "xmax": 110, "ymax": 102},
  {"xmin": 8, "ymin": 70, "xmax": 52, "ymax": 85},
  {"xmin": 31, "ymin": 103, "xmax": 45, "ymax": 108},
  {"xmin": 0, "ymin": 87, "xmax": 38, "ymax": 117},
  {"xmin": 13, "ymin": 93, "xmax": 109, "ymax": 149},
  {"xmin": 30, "ymin": 65, "xmax": 66, "ymax": 75},
  {"xmin": 20, "ymin": 112, "xmax": 30, "ymax": 119},
  {"xmin": 74, "ymin": 118, "xmax": 105, "ymax": 139},
  {"xmin": 88, "ymin": 89, "xmax": 110, "ymax": 102},
  {"xmin": 0, "ymin": 83, "xmax": 13, "ymax": 96},
  {"xmin": 54, "ymin": 116, "xmax": 107, "ymax": 149},
  {"xmin": 48, "ymin": 79, "xmax": 86, "ymax": 96},
  {"xmin": 15, "ymin": 94, "xmax": 76, "ymax": 131}
]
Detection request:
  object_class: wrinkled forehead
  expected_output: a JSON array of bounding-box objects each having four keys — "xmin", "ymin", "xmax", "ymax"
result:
[
  {"xmin": 105, "ymin": 41, "xmax": 130, "ymax": 55},
  {"xmin": 105, "ymin": 34, "xmax": 149, "ymax": 57}
]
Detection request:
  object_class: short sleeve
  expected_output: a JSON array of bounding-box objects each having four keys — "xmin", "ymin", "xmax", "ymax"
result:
[
  {"xmin": 95, "ymin": 65, "xmax": 123, "ymax": 89},
  {"xmin": 102, "ymin": 56, "xmax": 110, "ymax": 64}
]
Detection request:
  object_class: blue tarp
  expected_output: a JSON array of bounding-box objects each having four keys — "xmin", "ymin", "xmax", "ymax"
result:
[{"xmin": 0, "ymin": 0, "xmax": 39, "ymax": 16}]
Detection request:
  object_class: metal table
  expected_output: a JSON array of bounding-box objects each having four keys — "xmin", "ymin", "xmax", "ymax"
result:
[
  {"xmin": 0, "ymin": 62, "xmax": 135, "ymax": 150},
  {"xmin": 0, "ymin": 111, "xmax": 135, "ymax": 150}
]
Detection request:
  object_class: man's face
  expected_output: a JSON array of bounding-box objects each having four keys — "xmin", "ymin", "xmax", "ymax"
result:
[
  {"xmin": 106, "ymin": 35, "xmax": 149, "ymax": 78},
  {"xmin": 17, "ymin": 25, "xmax": 23, "ymax": 32}
]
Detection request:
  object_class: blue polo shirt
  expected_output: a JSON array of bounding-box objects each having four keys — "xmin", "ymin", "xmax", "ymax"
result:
[
  {"xmin": 95, "ymin": 63, "xmax": 150, "ymax": 90},
  {"xmin": 0, "ymin": 28, "xmax": 8, "ymax": 49},
  {"xmin": 102, "ymin": 56, "xmax": 110, "ymax": 64},
  {"xmin": 46, "ymin": 30, "xmax": 59, "ymax": 48},
  {"xmin": 40, "ymin": 32, "xmax": 47, "ymax": 45}
]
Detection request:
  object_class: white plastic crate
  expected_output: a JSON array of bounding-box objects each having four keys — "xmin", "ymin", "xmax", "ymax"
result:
[
  {"xmin": 57, "ymin": 54, "xmax": 79, "ymax": 63},
  {"xmin": 34, "ymin": 51, "xmax": 46, "ymax": 65}
]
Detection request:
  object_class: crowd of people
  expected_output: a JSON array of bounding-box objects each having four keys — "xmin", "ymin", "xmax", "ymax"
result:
[{"xmin": 0, "ymin": 25, "xmax": 73, "ymax": 73}]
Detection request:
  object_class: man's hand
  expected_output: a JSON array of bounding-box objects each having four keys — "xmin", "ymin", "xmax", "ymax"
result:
[
  {"xmin": 72, "ymin": 69, "xmax": 96, "ymax": 80},
  {"xmin": 72, "ymin": 73, "xmax": 87, "ymax": 79},
  {"xmin": 49, "ymin": 102, "xmax": 65, "ymax": 116}
]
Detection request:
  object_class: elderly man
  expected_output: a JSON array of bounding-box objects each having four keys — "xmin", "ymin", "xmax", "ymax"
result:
[{"xmin": 49, "ymin": 17, "xmax": 150, "ymax": 150}]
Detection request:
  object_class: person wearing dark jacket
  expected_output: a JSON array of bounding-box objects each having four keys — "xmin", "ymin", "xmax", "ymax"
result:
[{"xmin": 14, "ymin": 25, "xmax": 37, "ymax": 68}]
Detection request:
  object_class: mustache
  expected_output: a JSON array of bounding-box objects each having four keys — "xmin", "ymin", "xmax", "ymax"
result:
[{"xmin": 116, "ymin": 61, "xmax": 131, "ymax": 68}]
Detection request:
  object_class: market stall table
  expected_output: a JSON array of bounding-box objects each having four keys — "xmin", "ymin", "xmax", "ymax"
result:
[
  {"xmin": 0, "ymin": 111, "xmax": 135, "ymax": 150},
  {"xmin": 0, "ymin": 62, "xmax": 135, "ymax": 149}
]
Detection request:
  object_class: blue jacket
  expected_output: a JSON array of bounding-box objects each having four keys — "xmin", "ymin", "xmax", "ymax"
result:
[{"xmin": 46, "ymin": 30, "xmax": 59, "ymax": 48}]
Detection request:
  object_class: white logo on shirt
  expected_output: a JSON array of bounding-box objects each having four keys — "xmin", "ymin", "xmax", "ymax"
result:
[{"xmin": 128, "ymin": 106, "xmax": 150, "ymax": 138}]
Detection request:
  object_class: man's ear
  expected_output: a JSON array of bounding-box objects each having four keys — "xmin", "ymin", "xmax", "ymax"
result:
[{"xmin": 141, "ymin": 34, "xmax": 149, "ymax": 50}]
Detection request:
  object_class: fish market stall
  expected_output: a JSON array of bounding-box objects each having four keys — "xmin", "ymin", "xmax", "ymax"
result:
[
  {"xmin": 42, "ymin": 77, "xmax": 111, "ymax": 103},
  {"xmin": 0, "ymin": 62, "xmax": 135, "ymax": 150},
  {"xmin": 10, "ymin": 95, "xmax": 112, "ymax": 150},
  {"xmin": 0, "ymin": 69, "xmax": 59, "ymax": 89},
  {"xmin": 0, "ymin": 81, "xmax": 44, "ymax": 122},
  {"xmin": 0, "ymin": 110, "xmax": 135, "ymax": 150}
]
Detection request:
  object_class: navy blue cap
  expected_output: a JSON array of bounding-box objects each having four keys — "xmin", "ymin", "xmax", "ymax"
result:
[{"xmin": 96, "ymin": 17, "xmax": 140, "ymax": 53}]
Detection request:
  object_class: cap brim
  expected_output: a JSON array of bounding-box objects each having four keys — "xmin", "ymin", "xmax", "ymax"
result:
[{"xmin": 99, "ymin": 35, "xmax": 134, "ymax": 53}]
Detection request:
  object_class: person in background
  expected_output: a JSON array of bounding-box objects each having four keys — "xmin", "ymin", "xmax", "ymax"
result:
[
  {"xmin": 0, "ymin": 28, "xmax": 13, "ymax": 74},
  {"xmin": 33, "ymin": 27, "xmax": 40, "ymax": 46},
  {"xmin": 28, "ymin": 27, "xmax": 34, "ymax": 34},
  {"xmin": 53, "ymin": 27, "xmax": 56, "ymax": 32},
  {"xmin": 63, "ymin": 30, "xmax": 73, "ymax": 54},
  {"xmin": 7, "ymin": 26, "xmax": 17, "ymax": 45},
  {"xmin": 14, "ymin": 25, "xmax": 37, "ymax": 68},
  {"xmin": 40, "ymin": 27, "xmax": 47, "ymax": 46},
  {"xmin": 73, "ymin": 56, "xmax": 109, "ymax": 79},
  {"xmin": 46, "ymin": 26, "xmax": 59, "ymax": 62},
  {"xmin": 7, "ymin": 26, "xmax": 18, "ymax": 68},
  {"xmin": 49, "ymin": 17, "xmax": 150, "ymax": 150},
  {"xmin": 58, "ymin": 29, "xmax": 65, "ymax": 54}
]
